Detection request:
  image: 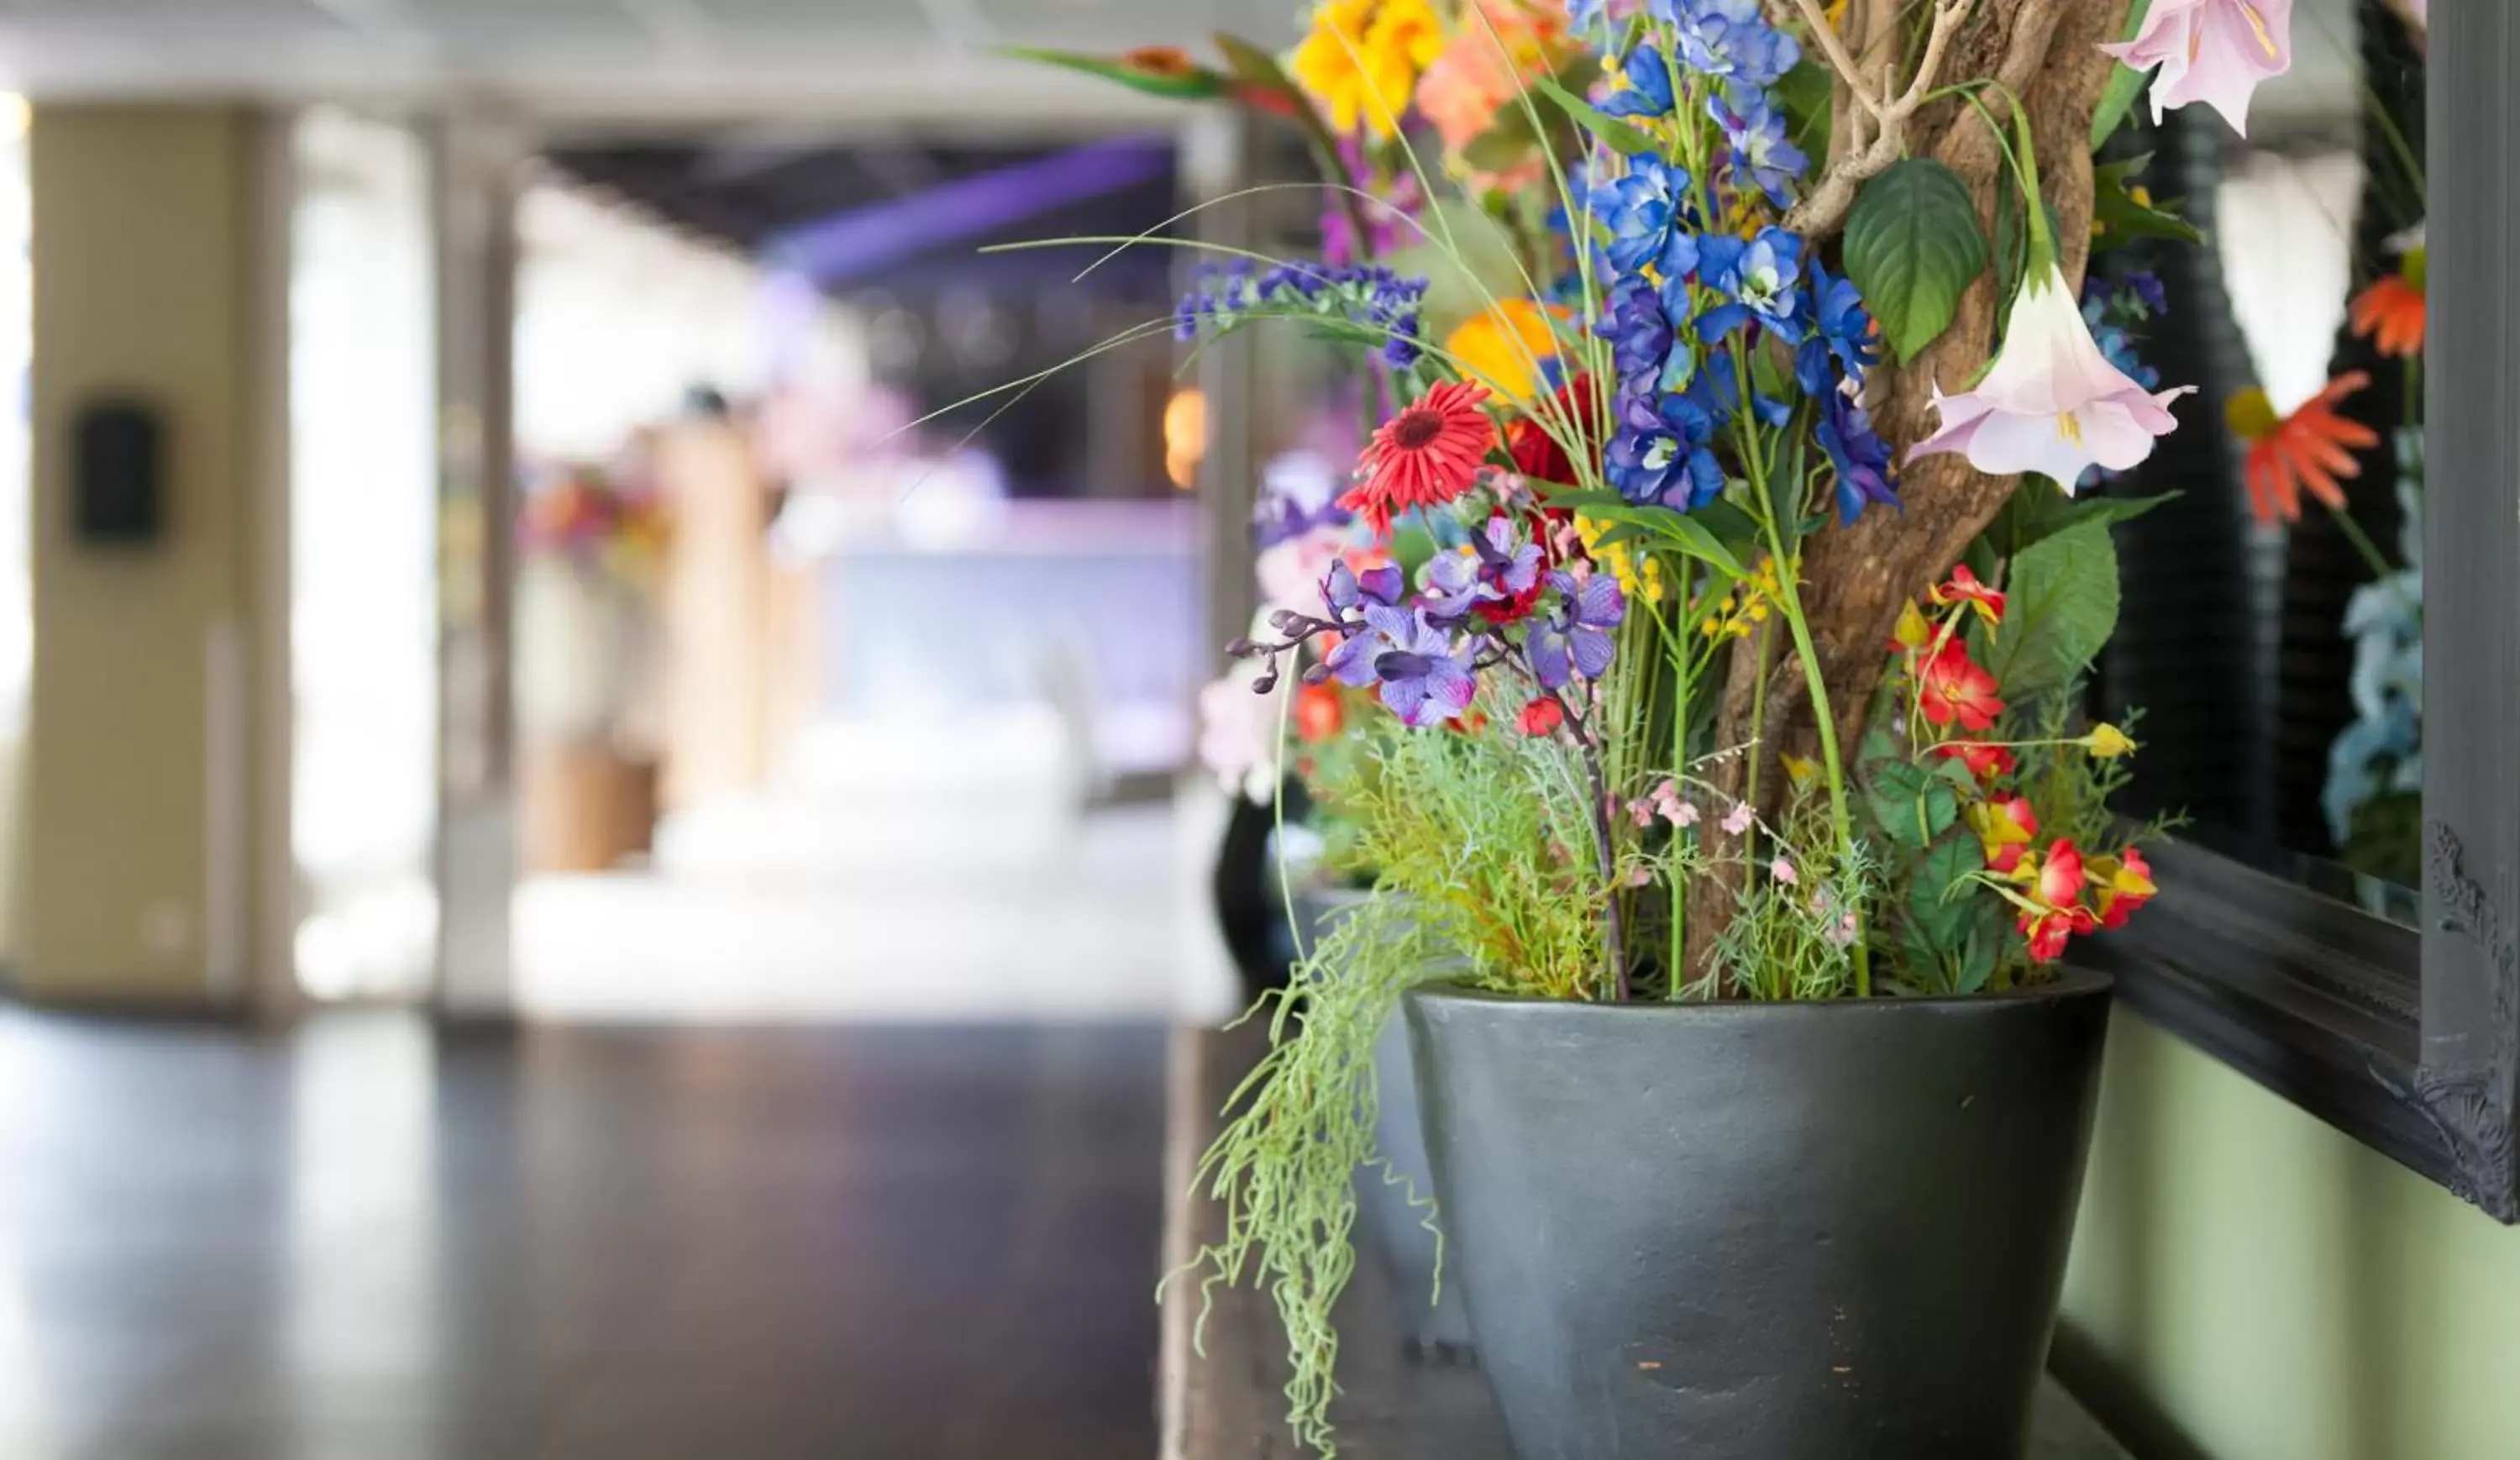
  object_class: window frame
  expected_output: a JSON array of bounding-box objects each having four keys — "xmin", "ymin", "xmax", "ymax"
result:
[{"xmin": 2089, "ymin": 0, "xmax": 2517, "ymax": 1223}]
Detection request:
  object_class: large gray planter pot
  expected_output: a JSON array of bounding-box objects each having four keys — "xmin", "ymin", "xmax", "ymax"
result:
[
  {"xmin": 1294, "ymin": 890, "xmax": 1474, "ymax": 1353},
  {"xmin": 1404, "ymin": 972, "xmax": 2113, "ymax": 1460}
]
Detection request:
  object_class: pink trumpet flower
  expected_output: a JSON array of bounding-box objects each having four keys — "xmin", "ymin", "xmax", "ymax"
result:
[
  {"xmin": 1909, "ymin": 263, "xmax": 2192, "ymax": 492},
  {"xmin": 2101, "ymin": 0, "xmax": 2293, "ymax": 138}
]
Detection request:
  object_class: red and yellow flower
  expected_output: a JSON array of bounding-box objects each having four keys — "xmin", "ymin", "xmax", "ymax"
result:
[
  {"xmin": 1927, "ymin": 563, "xmax": 2006, "ymax": 626},
  {"xmin": 1936, "ymin": 739, "xmax": 2018, "ymax": 782},
  {"xmin": 1970, "ymin": 795, "xmax": 2039, "ymax": 876},
  {"xmin": 2014, "ymin": 839, "xmax": 2101, "ymax": 963},
  {"xmin": 1918, "ymin": 638, "xmax": 2005, "ymax": 733},
  {"xmin": 2087, "ymin": 847, "xmax": 2158, "ymax": 929}
]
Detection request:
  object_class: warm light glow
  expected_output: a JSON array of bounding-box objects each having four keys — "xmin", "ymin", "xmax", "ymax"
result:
[
  {"xmin": 0, "ymin": 96, "xmax": 28, "ymax": 144},
  {"xmin": 1163, "ymin": 386, "xmax": 1207, "ymax": 490}
]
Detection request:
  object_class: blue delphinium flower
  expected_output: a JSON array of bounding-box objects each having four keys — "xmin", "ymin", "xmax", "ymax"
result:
[
  {"xmin": 1606, "ymin": 390, "xmax": 1726, "ymax": 511},
  {"xmin": 1816, "ymin": 386, "xmax": 1898, "ymax": 525},
  {"xmin": 1366, "ymin": 609, "xmax": 1480, "ymax": 727},
  {"xmin": 1696, "ymin": 228, "xmax": 1806, "ymax": 344},
  {"xmin": 1601, "ymin": 275, "xmax": 1679, "ymax": 394},
  {"xmin": 1665, "ymin": 0, "xmax": 1801, "ymax": 89},
  {"xmin": 1795, "ymin": 261, "xmax": 1878, "ymax": 394},
  {"xmin": 1600, "ymin": 154, "xmax": 1700, "ymax": 279},
  {"xmin": 1709, "ymin": 86, "xmax": 1808, "ymax": 209},
  {"xmin": 2122, "ymin": 269, "xmax": 2169, "ymax": 318},
  {"xmin": 1176, "ymin": 262, "xmax": 1428, "ymax": 370},
  {"xmin": 1528, "ymin": 571, "xmax": 1626, "ymax": 690},
  {"xmin": 1599, "ymin": 45, "xmax": 1678, "ymax": 120}
]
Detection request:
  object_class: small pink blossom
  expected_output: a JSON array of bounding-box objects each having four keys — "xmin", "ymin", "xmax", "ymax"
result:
[
  {"xmin": 1629, "ymin": 798, "xmax": 1656, "ymax": 828},
  {"xmin": 1827, "ymin": 911, "xmax": 1860, "ymax": 948},
  {"xmin": 1672, "ymin": 800, "xmax": 1701, "ymax": 828},
  {"xmin": 1721, "ymin": 802, "xmax": 1756, "ymax": 837},
  {"xmin": 2101, "ymin": 0, "xmax": 2293, "ymax": 139},
  {"xmin": 1770, "ymin": 857, "xmax": 1799, "ymax": 886},
  {"xmin": 1628, "ymin": 865, "xmax": 1655, "ymax": 887}
]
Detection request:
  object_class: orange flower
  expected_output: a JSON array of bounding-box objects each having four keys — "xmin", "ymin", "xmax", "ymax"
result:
[
  {"xmin": 1295, "ymin": 682, "xmax": 1345, "ymax": 743},
  {"xmin": 2349, "ymin": 245, "xmax": 2425, "ymax": 359},
  {"xmin": 1341, "ymin": 380, "xmax": 1497, "ymax": 538},
  {"xmin": 2226, "ymin": 374, "xmax": 2381, "ymax": 526}
]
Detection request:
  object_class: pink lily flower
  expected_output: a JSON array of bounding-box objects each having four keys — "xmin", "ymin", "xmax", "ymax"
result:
[
  {"xmin": 2101, "ymin": 0, "xmax": 2293, "ymax": 138},
  {"xmin": 1909, "ymin": 264, "xmax": 2192, "ymax": 492}
]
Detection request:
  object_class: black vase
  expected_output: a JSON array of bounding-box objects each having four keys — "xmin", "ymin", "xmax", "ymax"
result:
[{"xmin": 1404, "ymin": 973, "xmax": 2113, "ymax": 1460}]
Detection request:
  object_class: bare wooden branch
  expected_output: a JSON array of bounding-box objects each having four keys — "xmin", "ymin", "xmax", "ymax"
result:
[{"xmin": 1782, "ymin": 0, "xmax": 1982, "ymax": 239}]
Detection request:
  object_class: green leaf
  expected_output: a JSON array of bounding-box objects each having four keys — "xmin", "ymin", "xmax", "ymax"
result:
[
  {"xmin": 1843, "ymin": 160, "xmax": 1990, "ymax": 365},
  {"xmin": 1690, "ymin": 500, "xmax": 1763, "ymax": 562},
  {"xmin": 1533, "ymin": 76, "xmax": 1658, "ymax": 157},
  {"xmin": 1954, "ymin": 922, "xmax": 1998, "ymax": 995},
  {"xmin": 997, "ymin": 45, "xmax": 1234, "ymax": 101},
  {"xmin": 1771, "ymin": 59, "xmax": 1834, "ymax": 163},
  {"xmin": 1865, "ymin": 761, "xmax": 1959, "ymax": 851},
  {"xmin": 1992, "ymin": 187, "xmax": 2066, "ymax": 304},
  {"xmin": 2092, "ymin": 176, "xmax": 2205, "ymax": 245},
  {"xmin": 1980, "ymin": 486, "xmax": 2176, "ymax": 564},
  {"xmin": 1589, "ymin": 521, "xmax": 1656, "ymax": 551},
  {"xmin": 1909, "ymin": 833, "xmax": 1987, "ymax": 948},
  {"xmin": 2090, "ymin": 1, "xmax": 2157, "ymax": 148},
  {"xmin": 1649, "ymin": 512, "xmax": 1745, "ymax": 578},
  {"xmin": 1382, "ymin": 197, "xmax": 1530, "ymax": 339},
  {"xmin": 1987, "ymin": 521, "xmax": 2121, "ymax": 698}
]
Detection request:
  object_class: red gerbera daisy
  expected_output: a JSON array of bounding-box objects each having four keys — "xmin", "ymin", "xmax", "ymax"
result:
[
  {"xmin": 1342, "ymin": 380, "xmax": 1497, "ymax": 538},
  {"xmin": 2227, "ymin": 375, "xmax": 2382, "ymax": 527}
]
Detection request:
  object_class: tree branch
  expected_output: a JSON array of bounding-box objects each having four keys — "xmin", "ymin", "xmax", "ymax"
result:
[{"xmin": 1782, "ymin": 0, "xmax": 1980, "ymax": 239}]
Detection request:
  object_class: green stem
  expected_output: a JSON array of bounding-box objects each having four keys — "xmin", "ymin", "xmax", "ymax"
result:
[{"xmin": 2325, "ymin": 501, "xmax": 2397, "ymax": 585}]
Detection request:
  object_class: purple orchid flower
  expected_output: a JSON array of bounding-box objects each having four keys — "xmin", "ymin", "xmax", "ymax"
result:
[
  {"xmin": 1368, "ymin": 609, "xmax": 1480, "ymax": 727},
  {"xmin": 1528, "ymin": 570, "xmax": 1626, "ymax": 690}
]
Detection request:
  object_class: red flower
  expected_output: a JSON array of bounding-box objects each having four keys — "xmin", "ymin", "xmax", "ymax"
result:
[
  {"xmin": 1507, "ymin": 374, "xmax": 1603, "ymax": 487},
  {"xmin": 1927, "ymin": 564, "xmax": 2005, "ymax": 626},
  {"xmin": 1342, "ymin": 380, "xmax": 1497, "ymax": 538},
  {"xmin": 1295, "ymin": 682, "xmax": 1345, "ymax": 743},
  {"xmin": 2349, "ymin": 261, "xmax": 2425, "ymax": 360},
  {"xmin": 1918, "ymin": 639, "xmax": 2005, "ymax": 733},
  {"xmin": 2089, "ymin": 846, "xmax": 2158, "ymax": 930},
  {"xmin": 2228, "ymin": 375, "xmax": 2381, "ymax": 527},
  {"xmin": 2017, "ymin": 839, "xmax": 2100, "ymax": 962},
  {"xmin": 1935, "ymin": 739, "xmax": 2017, "ymax": 782},
  {"xmin": 1516, "ymin": 696, "xmax": 1565, "ymax": 737},
  {"xmin": 1971, "ymin": 794, "xmax": 2038, "ymax": 875}
]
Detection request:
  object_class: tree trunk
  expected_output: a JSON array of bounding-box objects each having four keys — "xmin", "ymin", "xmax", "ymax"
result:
[{"xmin": 1684, "ymin": 0, "xmax": 2124, "ymax": 978}]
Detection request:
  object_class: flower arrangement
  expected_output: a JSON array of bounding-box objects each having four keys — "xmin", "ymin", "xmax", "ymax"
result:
[
  {"xmin": 1014, "ymin": 0, "xmax": 2292, "ymax": 1448},
  {"xmin": 519, "ymin": 464, "xmax": 671, "ymax": 587}
]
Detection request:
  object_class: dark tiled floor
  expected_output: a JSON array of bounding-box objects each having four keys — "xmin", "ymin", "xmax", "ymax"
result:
[{"xmin": 0, "ymin": 1010, "xmax": 1168, "ymax": 1460}]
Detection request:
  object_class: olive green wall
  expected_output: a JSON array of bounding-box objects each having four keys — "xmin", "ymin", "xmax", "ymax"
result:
[
  {"xmin": 2060, "ymin": 1009, "xmax": 2520, "ymax": 1460},
  {"xmin": 20, "ymin": 105, "xmax": 283, "ymax": 1004}
]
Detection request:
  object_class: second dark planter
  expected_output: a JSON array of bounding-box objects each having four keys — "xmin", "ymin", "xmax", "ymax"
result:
[{"xmin": 1404, "ymin": 972, "xmax": 2113, "ymax": 1460}]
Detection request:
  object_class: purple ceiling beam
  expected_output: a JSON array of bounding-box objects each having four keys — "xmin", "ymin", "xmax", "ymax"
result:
[{"xmin": 766, "ymin": 135, "xmax": 1173, "ymax": 285}]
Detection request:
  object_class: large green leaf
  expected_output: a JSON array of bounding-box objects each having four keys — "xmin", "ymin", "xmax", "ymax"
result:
[
  {"xmin": 2090, "ymin": 0, "xmax": 2158, "ymax": 148},
  {"xmin": 1864, "ymin": 761, "xmax": 1959, "ymax": 851},
  {"xmin": 1843, "ymin": 160, "xmax": 1989, "ymax": 365},
  {"xmin": 997, "ymin": 45, "xmax": 1233, "ymax": 101},
  {"xmin": 1979, "ymin": 486, "xmax": 2176, "ymax": 564},
  {"xmin": 1908, "ymin": 832, "xmax": 1987, "ymax": 949},
  {"xmin": 1986, "ymin": 521, "xmax": 2121, "ymax": 698}
]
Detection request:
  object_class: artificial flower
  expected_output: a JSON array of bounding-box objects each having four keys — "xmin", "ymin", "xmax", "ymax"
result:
[
  {"xmin": 1599, "ymin": 154, "xmax": 1701, "ymax": 280},
  {"xmin": 1910, "ymin": 263, "xmax": 2191, "ymax": 491},
  {"xmin": 1796, "ymin": 262, "xmax": 1879, "ymax": 396},
  {"xmin": 2224, "ymin": 373, "xmax": 2380, "ymax": 526},
  {"xmin": 1528, "ymin": 570, "xmax": 1625, "ymax": 688},
  {"xmin": 2100, "ymin": 0, "xmax": 2293, "ymax": 138},
  {"xmin": 1517, "ymin": 695, "xmax": 1566, "ymax": 737},
  {"xmin": 1721, "ymin": 801, "xmax": 1756, "ymax": 837},
  {"xmin": 1575, "ymin": 513, "xmax": 1667, "ymax": 605},
  {"xmin": 1709, "ymin": 86, "xmax": 1809, "ymax": 209},
  {"xmin": 1604, "ymin": 387, "xmax": 1725, "ymax": 510},
  {"xmin": 2084, "ymin": 722, "xmax": 2138, "ymax": 759},
  {"xmin": 2015, "ymin": 839, "xmax": 2101, "ymax": 962},
  {"xmin": 1771, "ymin": 857, "xmax": 1799, "ymax": 886},
  {"xmin": 1290, "ymin": 0, "xmax": 1444, "ymax": 139},
  {"xmin": 2349, "ymin": 244, "xmax": 2426, "ymax": 360},
  {"xmin": 1928, "ymin": 564, "xmax": 2006, "ymax": 625},
  {"xmin": 1936, "ymin": 739, "xmax": 2019, "ymax": 782},
  {"xmin": 1355, "ymin": 607, "xmax": 1478, "ymax": 726},
  {"xmin": 1424, "ymin": 515, "xmax": 1546, "ymax": 626},
  {"xmin": 1971, "ymin": 795, "xmax": 2039, "ymax": 876},
  {"xmin": 1343, "ymin": 380, "xmax": 1498, "ymax": 537},
  {"xmin": 1671, "ymin": 0, "xmax": 1801, "ymax": 88},
  {"xmin": 1445, "ymin": 298, "xmax": 1565, "ymax": 403},
  {"xmin": 1918, "ymin": 639, "xmax": 2005, "ymax": 733},
  {"xmin": 1196, "ymin": 660, "xmax": 1279, "ymax": 801},
  {"xmin": 1508, "ymin": 373, "xmax": 1604, "ymax": 486},
  {"xmin": 1597, "ymin": 42, "xmax": 1677, "ymax": 120},
  {"xmin": 2087, "ymin": 847, "xmax": 2158, "ymax": 929},
  {"xmin": 1817, "ymin": 386, "xmax": 1898, "ymax": 524},
  {"xmin": 1295, "ymin": 682, "xmax": 1347, "ymax": 742},
  {"xmin": 1697, "ymin": 228, "xmax": 1807, "ymax": 344},
  {"xmin": 1415, "ymin": 1, "xmax": 1570, "ymax": 153},
  {"xmin": 1889, "ymin": 599, "xmax": 1934, "ymax": 653}
]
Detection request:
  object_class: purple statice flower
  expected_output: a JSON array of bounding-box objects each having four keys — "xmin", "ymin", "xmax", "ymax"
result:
[
  {"xmin": 1817, "ymin": 385, "xmax": 1898, "ymax": 524},
  {"xmin": 1696, "ymin": 227, "xmax": 1806, "ymax": 344},
  {"xmin": 1709, "ymin": 86, "xmax": 1808, "ymax": 210},
  {"xmin": 1664, "ymin": 0, "xmax": 1801, "ymax": 89},
  {"xmin": 1600, "ymin": 154, "xmax": 1700, "ymax": 279},
  {"xmin": 1347, "ymin": 607, "xmax": 1478, "ymax": 727},
  {"xmin": 1528, "ymin": 570, "xmax": 1626, "ymax": 690}
]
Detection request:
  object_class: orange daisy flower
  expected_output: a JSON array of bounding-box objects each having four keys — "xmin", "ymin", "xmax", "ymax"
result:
[
  {"xmin": 2226, "ymin": 374, "xmax": 2381, "ymax": 527},
  {"xmin": 1341, "ymin": 380, "xmax": 1497, "ymax": 538},
  {"xmin": 2348, "ymin": 246, "xmax": 2426, "ymax": 360}
]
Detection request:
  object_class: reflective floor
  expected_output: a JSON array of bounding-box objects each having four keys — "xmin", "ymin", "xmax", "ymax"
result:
[{"xmin": 0, "ymin": 1011, "xmax": 1167, "ymax": 1459}]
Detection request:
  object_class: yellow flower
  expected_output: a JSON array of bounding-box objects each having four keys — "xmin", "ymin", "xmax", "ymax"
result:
[
  {"xmin": 2084, "ymin": 722, "xmax": 2138, "ymax": 759},
  {"xmin": 1575, "ymin": 515, "xmax": 1665, "ymax": 605},
  {"xmin": 1781, "ymin": 754, "xmax": 1819, "ymax": 790},
  {"xmin": 1442, "ymin": 298, "xmax": 1564, "ymax": 403},
  {"xmin": 1290, "ymin": 0, "xmax": 1442, "ymax": 139},
  {"xmin": 1892, "ymin": 600, "xmax": 1933, "ymax": 652}
]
